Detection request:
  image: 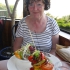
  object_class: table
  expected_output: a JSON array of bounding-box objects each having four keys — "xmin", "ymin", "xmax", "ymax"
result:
[
  {"xmin": 0, "ymin": 50, "xmax": 70, "ymax": 70},
  {"xmin": 50, "ymin": 50, "xmax": 70, "ymax": 69}
]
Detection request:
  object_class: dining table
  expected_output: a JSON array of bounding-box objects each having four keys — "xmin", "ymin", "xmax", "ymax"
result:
[{"xmin": 0, "ymin": 49, "xmax": 70, "ymax": 70}]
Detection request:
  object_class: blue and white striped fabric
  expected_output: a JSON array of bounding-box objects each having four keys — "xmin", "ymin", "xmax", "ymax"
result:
[{"xmin": 16, "ymin": 16, "xmax": 60, "ymax": 52}]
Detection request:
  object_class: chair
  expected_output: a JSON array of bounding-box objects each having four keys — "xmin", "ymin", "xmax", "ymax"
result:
[
  {"xmin": 0, "ymin": 16, "xmax": 6, "ymax": 48},
  {"xmin": 12, "ymin": 22, "xmax": 18, "ymax": 40}
]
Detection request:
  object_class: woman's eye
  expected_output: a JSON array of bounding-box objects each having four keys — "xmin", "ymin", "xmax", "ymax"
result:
[
  {"xmin": 37, "ymin": 4, "xmax": 42, "ymax": 7},
  {"xmin": 29, "ymin": 3, "xmax": 42, "ymax": 8}
]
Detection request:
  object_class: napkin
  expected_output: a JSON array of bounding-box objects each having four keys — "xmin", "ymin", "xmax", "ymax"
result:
[{"xmin": 56, "ymin": 44, "xmax": 70, "ymax": 62}]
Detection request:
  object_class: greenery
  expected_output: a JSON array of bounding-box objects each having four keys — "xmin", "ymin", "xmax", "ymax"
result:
[
  {"xmin": 0, "ymin": 3, "xmax": 6, "ymax": 10},
  {"xmin": 56, "ymin": 15, "xmax": 70, "ymax": 33},
  {"xmin": 46, "ymin": 13, "xmax": 70, "ymax": 33},
  {"xmin": 0, "ymin": 3, "xmax": 14, "ymax": 18}
]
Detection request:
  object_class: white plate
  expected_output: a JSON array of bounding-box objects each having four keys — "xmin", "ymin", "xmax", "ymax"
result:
[{"xmin": 7, "ymin": 54, "xmax": 62, "ymax": 70}]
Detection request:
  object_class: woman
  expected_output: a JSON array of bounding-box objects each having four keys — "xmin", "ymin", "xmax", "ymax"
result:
[{"xmin": 13, "ymin": 0, "xmax": 60, "ymax": 53}]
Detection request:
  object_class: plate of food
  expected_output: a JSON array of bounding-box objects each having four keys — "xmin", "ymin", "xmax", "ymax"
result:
[{"xmin": 7, "ymin": 43, "xmax": 62, "ymax": 70}]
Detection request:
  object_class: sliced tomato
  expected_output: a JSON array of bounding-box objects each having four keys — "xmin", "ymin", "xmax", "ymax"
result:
[
  {"xmin": 28, "ymin": 55, "xmax": 37, "ymax": 64},
  {"xmin": 30, "ymin": 67, "xmax": 34, "ymax": 70},
  {"xmin": 31, "ymin": 60, "xmax": 37, "ymax": 65},
  {"xmin": 28, "ymin": 55, "xmax": 33, "ymax": 62},
  {"xmin": 40, "ymin": 52, "xmax": 46, "ymax": 60},
  {"xmin": 41, "ymin": 62, "xmax": 54, "ymax": 70}
]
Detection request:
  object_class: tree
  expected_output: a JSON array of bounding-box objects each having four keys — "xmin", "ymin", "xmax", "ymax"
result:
[
  {"xmin": 0, "ymin": 3, "xmax": 6, "ymax": 10},
  {"xmin": 5, "ymin": 0, "xmax": 20, "ymax": 47},
  {"xmin": 5, "ymin": 0, "xmax": 19, "ymax": 26}
]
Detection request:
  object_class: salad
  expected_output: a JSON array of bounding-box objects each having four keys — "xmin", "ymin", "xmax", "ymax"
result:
[
  {"xmin": 14, "ymin": 43, "xmax": 54, "ymax": 70},
  {"xmin": 14, "ymin": 43, "xmax": 36, "ymax": 59}
]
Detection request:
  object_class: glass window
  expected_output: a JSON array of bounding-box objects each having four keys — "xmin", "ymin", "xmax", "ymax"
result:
[
  {"xmin": 0, "ymin": 0, "xmax": 70, "ymax": 34},
  {"xmin": 0, "ymin": 0, "xmax": 23, "ymax": 19}
]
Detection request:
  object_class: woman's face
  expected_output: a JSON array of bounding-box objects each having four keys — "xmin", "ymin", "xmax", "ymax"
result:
[{"xmin": 28, "ymin": 0, "xmax": 45, "ymax": 19}]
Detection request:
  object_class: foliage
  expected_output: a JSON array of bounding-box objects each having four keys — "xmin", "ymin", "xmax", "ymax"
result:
[
  {"xmin": 0, "ymin": 3, "xmax": 14, "ymax": 17},
  {"xmin": 46, "ymin": 13, "xmax": 54, "ymax": 18},
  {"xmin": 56, "ymin": 15, "xmax": 70, "ymax": 30},
  {"xmin": 9, "ymin": 5, "xmax": 14, "ymax": 13},
  {"xmin": 46, "ymin": 13, "xmax": 70, "ymax": 32},
  {"xmin": 0, "ymin": 3, "xmax": 6, "ymax": 10},
  {"xmin": 0, "ymin": 3, "xmax": 14, "ymax": 12}
]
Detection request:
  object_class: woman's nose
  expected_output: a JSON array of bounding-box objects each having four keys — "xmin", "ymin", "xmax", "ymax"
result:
[{"xmin": 33, "ymin": 5, "xmax": 38, "ymax": 11}]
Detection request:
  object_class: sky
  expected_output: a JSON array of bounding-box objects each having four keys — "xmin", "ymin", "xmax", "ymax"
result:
[
  {"xmin": 47, "ymin": 0, "xmax": 70, "ymax": 18},
  {"xmin": 0, "ymin": 0, "xmax": 70, "ymax": 18}
]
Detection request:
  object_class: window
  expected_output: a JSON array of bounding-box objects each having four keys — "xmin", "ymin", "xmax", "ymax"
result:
[
  {"xmin": 0, "ymin": 0, "xmax": 23, "ymax": 19},
  {"xmin": 0, "ymin": 0, "xmax": 70, "ymax": 34},
  {"xmin": 44, "ymin": 0, "xmax": 70, "ymax": 34}
]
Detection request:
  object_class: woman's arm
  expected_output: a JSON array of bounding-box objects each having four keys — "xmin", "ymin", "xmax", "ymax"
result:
[
  {"xmin": 52, "ymin": 33, "xmax": 59, "ymax": 49},
  {"xmin": 13, "ymin": 37, "xmax": 23, "ymax": 52}
]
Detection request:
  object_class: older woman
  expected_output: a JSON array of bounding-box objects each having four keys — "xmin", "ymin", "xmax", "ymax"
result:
[{"xmin": 13, "ymin": 0, "xmax": 60, "ymax": 52}]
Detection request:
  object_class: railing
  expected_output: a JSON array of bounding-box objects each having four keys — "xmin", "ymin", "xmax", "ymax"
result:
[{"xmin": 0, "ymin": 10, "xmax": 8, "ymax": 18}]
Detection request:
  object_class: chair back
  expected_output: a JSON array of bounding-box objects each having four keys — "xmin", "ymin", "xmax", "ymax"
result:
[{"xmin": 12, "ymin": 22, "xmax": 18, "ymax": 40}]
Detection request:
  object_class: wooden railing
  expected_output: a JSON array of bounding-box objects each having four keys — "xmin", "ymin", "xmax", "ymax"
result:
[
  {"xmin": 59, "ymin": 36, "xmax": 70, "ymax": 46},
  {"xmin": 0, "ymin": 20, "xmax": 70, "ymax": 50},
  {"xmin": 0, "ymin": 20, "xmax": 19, "ymax": 50}
]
